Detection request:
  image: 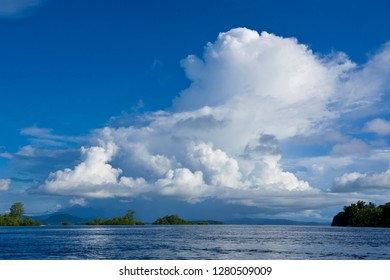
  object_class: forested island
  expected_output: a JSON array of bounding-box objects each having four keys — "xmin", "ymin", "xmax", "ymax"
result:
[
  {"xmin": 332, "ymin": 201, "xmax": 390, "ymax": 227},
  {"xmin": 85, "ymin": 210, "xmax": 145, "ymax": 225},
  {"xmin": 0, "ymin": 202, "xmax": 41, "ymax": 226},
  {"xmin": 152, "ymin": 214, "xmax": 222, "ymax": 225}
]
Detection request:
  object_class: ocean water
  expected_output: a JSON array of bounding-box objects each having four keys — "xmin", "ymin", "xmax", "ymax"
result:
[{"xmin": 0, "ymin": 225, "xmax": 389, "ymax": 260}]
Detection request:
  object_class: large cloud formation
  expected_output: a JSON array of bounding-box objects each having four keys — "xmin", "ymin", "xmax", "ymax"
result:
[{"xmin": 37, "ymin": 28, "xmax": 390, "ymax": 211}]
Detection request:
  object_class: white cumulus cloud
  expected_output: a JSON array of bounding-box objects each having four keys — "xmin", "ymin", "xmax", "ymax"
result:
[
  {"xmin": 38, "ymin": 141, "xmax": 148, "ymax": 198},
  {"xmin": 156, "ymin": 168, "xmax": 207, "ymax": 202},
  {"xmin": 175, "ymin": 28, "xmax": 350, "ymax": 141},
  {"xmin": 187, "ymin": 142, "xmax": 242, "ymax": 188}
]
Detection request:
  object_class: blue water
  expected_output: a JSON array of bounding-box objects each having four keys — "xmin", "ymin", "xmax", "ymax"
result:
[{"xmin": 1, "ymin": 225, "xmax": 389, "ymax": 259}]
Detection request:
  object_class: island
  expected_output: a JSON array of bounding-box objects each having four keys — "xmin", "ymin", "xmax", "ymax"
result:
[
  {"xmin": 332, "ymin": 201, "xmax": 390, "ymax": 227},
  {"xmin": 0, "ymin": 202, "xmax": 41, "ymax": 226},
  {"xmin": 152, "ymin": 214, "xmax": 222, "ymax": 225},
  {"xmin": 85, "ymin": 210, "xmax": 145, "ymax": 225}
]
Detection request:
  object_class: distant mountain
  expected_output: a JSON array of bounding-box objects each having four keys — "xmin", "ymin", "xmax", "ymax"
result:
[
  {"xmin": 225, "ymin": 218, "xmax": 330, "ymax": 226},
  {"xmin": 55, "ymin": 205, "xmax": 125, "ymax": 220},
  {"xmin": 31, "ymin": 214, "xmax": 87, "ymax": 225},
  {"xmin": 27, "ymin": 202, "xmax": 329, "ymax": 226}
]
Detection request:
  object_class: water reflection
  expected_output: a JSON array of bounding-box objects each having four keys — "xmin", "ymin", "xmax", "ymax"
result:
[{"xmin": 1, "ymin": 225, "xmax": 390, "ymax": 259}]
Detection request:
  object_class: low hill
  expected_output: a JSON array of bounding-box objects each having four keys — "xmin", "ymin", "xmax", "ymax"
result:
[
  {"xmin": 30, "ymin": 214, "xmax": 87, "ymax": 225},
  {"xmin": 225, "ymin": 218, "xmax": 329, "ymax": 226}
]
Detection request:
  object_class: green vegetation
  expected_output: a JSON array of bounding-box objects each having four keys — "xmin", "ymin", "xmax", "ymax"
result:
[
  {"xmin": 85, "ymin": 210, "xmax": 145, "ymax": 225},
  {"xmin": 332, "ymin": 201, "xmax": 390, "ymax": 227},
  {"xmin": 0, "ymin": 202, "xmax": 41, "ymax": 226},
  {"xmin": 153, "ymin": 214, "xmax": 195, "ymax": 225},
  {"xmin": 152, "ymin": 214, "xmax": 219, "ymax": 225},
  {"xmin": 61, "ymin": 221, "xmax": 72, "ymax": 226}
]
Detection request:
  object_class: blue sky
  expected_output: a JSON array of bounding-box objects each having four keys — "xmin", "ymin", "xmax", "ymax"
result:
[{"xmin": 1, "ymin": 0, "xmax": 390, "ymax": 222}]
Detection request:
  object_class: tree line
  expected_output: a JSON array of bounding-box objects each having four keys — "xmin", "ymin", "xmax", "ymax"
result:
[
  {"xmin": 152, "ymin": 214, "xmax": 208, "ymax": 225},
  {"xmin": 85, "ymin": 210, "xmax": 145, "ymax": 225},
  {"xmin": 332, "ymin": 201, "xmax": 390, "ymax": 227},
  {"xmin": 1, "ymin": 202, "xmax": 219, "ymax": 226},
  {"xmin": 86, "ymin": 213, "xmax": 212, "ymax": 225},
  {"xmin": 0, "ymin": 202, "xmax": 41, "ymax": 226}
]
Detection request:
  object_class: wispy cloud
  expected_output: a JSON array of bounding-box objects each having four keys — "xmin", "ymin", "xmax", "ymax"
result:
[
  {"xmin": 331, "ymin": 139, "xmax": 370, "ymax": 156},
  {"xmin": 69, "ymin": 198, "xmax": 87, "ymax": 207},
  {"xmin": 1, "ymin": 126, "xmax": 83, "ymax": 182},
  {"xmin": 0, "ymin": 178, "xmax": 11, "ymax": 191},
  {"xmin": 20, "ymin": 126, "xmax": 81, "ymax": 147},
  {"xmin": 0, "ymin": 0, "xmax": 46, "ymax": 17},
  {"xmin": 364, "ymin": 118, "xmax": 390, "ymax": 135}
]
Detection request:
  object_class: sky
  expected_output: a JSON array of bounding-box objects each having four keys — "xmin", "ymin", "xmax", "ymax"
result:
[{"xmin": 1, "ymin": 0, "xmax": 390, "ymax": 222}]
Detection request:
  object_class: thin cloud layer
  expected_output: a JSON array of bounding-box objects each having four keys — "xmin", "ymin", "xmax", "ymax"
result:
[
  {"xmin": 364, "ymin": 118, "xmax": 390, "ymax": 135},
  {"xmin": 35, "ymin": 28, "xmax": 390, "ymax": 211},
  {"xmin": 0, "ymin": 0, "xmax": 45, "ymax": 17}
]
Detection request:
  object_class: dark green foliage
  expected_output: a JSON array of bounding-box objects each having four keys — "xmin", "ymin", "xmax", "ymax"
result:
[
  {"xmin": 86, "ymin": 217, "xmax": 106, "ymax": 225},
  {"xmin": 378, "ymin": 202, "xmax": 390, "ymax": 227},
  {"xmin": 85, "ymin": 210, "xmax": 144, "ymax": 225},
  {"xmin": 20, "ymin": 218, "xmax": 41, "ymax": 226},
  {"xmin": 153, "ymin": 214, "xmax": 194, "ymax": 225},
  {"xmin": 0, "ymin": 215, "xmax": 22, "ymax": 226},
  {"xmin": 332, "ymin": 201, "xmax": 390, "ymax": 227},
  {"xmin": 152, "ymin": 214, "xmax": 212, "ymax": 225},
  {"xmin": 61, "ymin": 221, "xmax": 71, "ymax": 226},
  {"xmin": 0, "ymin": 202, "xmax": 41, "ymax": 226}
]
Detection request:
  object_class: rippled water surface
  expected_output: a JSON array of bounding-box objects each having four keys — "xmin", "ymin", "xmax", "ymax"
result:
[{"xmin": 1, "ymin": 225, "xmax": 389, "ymax": 259}]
